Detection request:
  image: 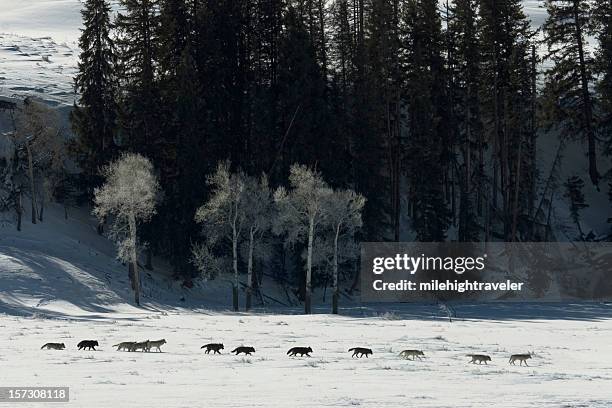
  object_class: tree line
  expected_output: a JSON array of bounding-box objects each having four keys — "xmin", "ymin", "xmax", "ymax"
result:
[{"xmin": 13, "ymin": 0, "xmax": 607, "ymax": 302}]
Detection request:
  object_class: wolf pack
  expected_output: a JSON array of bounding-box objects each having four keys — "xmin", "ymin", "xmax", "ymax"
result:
[{"xmin": 40, "ymin": 340, "xmax": 534, "ymax": 366}]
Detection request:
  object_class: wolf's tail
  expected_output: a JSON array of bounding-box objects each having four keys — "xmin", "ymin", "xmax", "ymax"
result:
[
  {"xmin": 287, "ymin": 348, "xmax": 293, "ymax": 355},
  {"xmin": 41, "ymin": 344, "xmax": 47, "ymax": 349},
  {"xmin": 348, "ymin": 348, "xmax": 356, "ymax": 352},
  {"xmin": 232, "ymin": 348, "xmax": 239, "ymax": 353}
]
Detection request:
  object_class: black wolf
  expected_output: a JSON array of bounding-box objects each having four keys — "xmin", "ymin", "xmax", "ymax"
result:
[
  {"xmin": 232, "ymin": 346, "xmax": 255, "ymax": 355},
  {"xmin": 201, "ymin": 343, "xmax": 224, "ymax": 354},
  {"xmin": 287, "ymin": 347, "xmax": 313, "ymax": 357},
  {"xmin": 78, "ymin": 340, "xmax": 99, "ymax": 350},
  {"xmin": 348, "ymin": 347, "xmax": 372, "ymax": 358}
]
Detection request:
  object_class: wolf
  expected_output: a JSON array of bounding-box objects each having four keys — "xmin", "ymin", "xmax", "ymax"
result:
[
  {"xmin": 287, "ymin": 347, "xmax": 313, "ymax": 357},
  {"xmin": 129, "ymin": 340, "xmax": 151, "ymax": 352},
  {"xmin": 148, "ymin": 339, "xmax": 166, "ymax": 352},
  {"xmin": 509, "ymin": 353, "xmax": 531, "ymax": 366},
  {"xmin": 77, "ymin": 340, "xmax": 99, "ymax": 350},
  {"xmin": 113, "ymin": 342, "xmax": 136, "ymax": 351},
  {"xmin": 467, "ymin": 354, "xmax": 491, "ymax": 364},
  {"xmin": 41, "ymin": 343, "xmax": 65, "ymax": 350},
  {"xmin": 399, "ymin": 350, "xmax": 425, "ymax": 360},
  {"xmin": 232, "ymin": 346, "xmax": 256, "ymax": 355},
  {"xmin": 348, "ymin": 347, "xmax": 373, "ymax": 358},
  {"xmin": 201, "ymin": 343, "xmax": 224, "ymax": 354}
]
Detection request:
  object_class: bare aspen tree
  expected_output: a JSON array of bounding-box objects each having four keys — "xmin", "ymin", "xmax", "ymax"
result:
[
  {"xmin": 13, "ymin": 97, "xmax": 62, "ymax": 224},
  {"xmin": 274, "ymin": 165, "xmax": 332, "ymax": 314},
  {"xmin": 325, "ymin": 189, "xmax": 365, "ymax": 314},
  {"xmin": 194, "ymin": 161, "xmax": 245, "ymax": 311},
  {"xmin": 242, "ymin": 174, "xmax": 273, "ymax": 310},
  {"xmin": 93, "ymin": 153, "xmax": 160, "ymax": 306}
]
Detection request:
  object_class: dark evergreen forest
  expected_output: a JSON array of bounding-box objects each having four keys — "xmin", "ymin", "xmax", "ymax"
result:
[{"xmin": 71, "ymin": 0, "xmax": 612, "ymax": 282}]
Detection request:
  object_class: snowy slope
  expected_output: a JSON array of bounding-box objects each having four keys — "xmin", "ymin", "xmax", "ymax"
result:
[
  {"xmin": 0, "ymin": 0, "xmax": 83, "ymax": 105},
  {"xmin": 0, "ymin": 202, "xmax": 251, "ymax": 318}
]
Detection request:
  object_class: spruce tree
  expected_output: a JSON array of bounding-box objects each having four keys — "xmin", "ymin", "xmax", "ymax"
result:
[
  {"xmin": 478, "ymin": 0, "xmax": 535, "ymax": 239},
  {"xmin": 71, "ymin": 0, "xmax": 117, "ymax": 193},
  {"xmin": 542, "ymin": 0, "xmax": 600, "ymax": 188},
  {"xmin": 447, "ymin": 0, "xmax": 482, "ymax": 241},
  {"xmin": 595, "ymin": 2, "xmax": 612, "ymax": 141},
  {"xmin": 401, "ymin": 0, "xmax": 451, "ymax": 241},
  {"xmin": 363, "ymin": 0, "xmax": 401, "ymax": 241},
  {"xmin": 115, "ymin": 0, "xmax": 161, "ymax": 154},
  {"xmin": 274, "ymin": 5, "xmax": 329, "ymax": 176}
]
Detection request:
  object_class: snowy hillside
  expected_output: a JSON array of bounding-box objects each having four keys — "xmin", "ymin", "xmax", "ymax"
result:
[
  {"xmin": 0, "ymin": 0, "xmax": 83, "ymax": 105},
  {"xmin": 0, "ymin": 202, "xmax": 250, "ymax": 318}
]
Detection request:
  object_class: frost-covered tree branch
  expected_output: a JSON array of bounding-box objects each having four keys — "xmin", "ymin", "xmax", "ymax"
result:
[
  {"xmin": 274, "ymin": 164, "xmax": 333, "ymax": 314},
  {"xmin": 242, "ymin": 174, "xmax": 273, "ymax": 310},
  {"xmin": 194, "ymin": 161, "xmax": 246, "ymax": 311},
  {"xmin": 324, "ymin": 189, "xmax": 365, "ymax": 314},
  {"xmin": 93, "ymin": 153, "xmax": 160, "ymax": 306}
]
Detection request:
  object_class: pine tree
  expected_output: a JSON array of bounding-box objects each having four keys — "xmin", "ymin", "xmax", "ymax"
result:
[
  {"xmin": 366, "ymin": 0, "xmax": 401, "ymax": 241},
  {"xmin": 401, "ymin": 0, "xmax": 451, "ymax": 241},
  {"xmin": 595, "ymin": 1, "xmax": 612, "ymax": 142},
  {"xmin": 447, "ymin": 0, "xmax": 483, "ymax": 241},
  {"xmin": 478, "ymin": 0, "xmax": 535, "ymax": 239},
  {"xmin": 153, "ymin": 0, "xmax": 196, "ymax": 274},
  {"xmin": 274, "ymin": 5, "xmax": 330, "ymax": 177},
  {"xmin": 115, "ymin": 0, "xmax": 161, "ymax": 154},
  {"xmin": 542, "ymin": 0, "xmax": 600, "ymax": 188},
  {"xmin": 71, "ymin": 0, "xmax": 117, "ymax": 193}
]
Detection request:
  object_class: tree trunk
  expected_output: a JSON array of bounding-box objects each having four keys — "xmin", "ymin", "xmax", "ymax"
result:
[
  {"xmin": 545, "ymin": 191, "xmax": 554, "ymax": 241},
  {"xmin": 510, "ymin": 139, "xmax": 522, "ymax": 241},
  {"xmin": 16, "ymin": 190, "xmax": 22, "ymax": 231},
  {"xmin": 39, "ymin": 194, "xmax": 44, "ymax": 222},
  {"xmin": 129, "ymin": 214, "xmax": 140, "ymax": 306},
  {"xmin": 26, "ymin": 143, "xmax": 36, "ymax": 224},
  {"xmin": 232, "ymin": 224, "xmax": 239, "ymax": 312},
  {"xmin": 246, "ymin": 228, "xmax": 255, "ymax": 311},
  {"xmin": 145, "ymin": 248, "xmax": 153, "ymax": 270},
  {"xmin": 332, "ymin": 225, "xmax": 340, "ymax": 314},
  {"xmin": 528, "ymin": 46, "xmax": 537, "ymax": 239},
  {"xmin": 305, "ymin": 218, "xmax": 314, "ymax": 314},
  {"xmin": 572, "ymin": 0, "xmax": 599, "ymax": 187}
]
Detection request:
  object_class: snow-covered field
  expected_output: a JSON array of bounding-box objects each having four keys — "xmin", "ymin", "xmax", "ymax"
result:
[{"xmin": 1, "ymin": 305, "xmax": 611, "ymax": 408}]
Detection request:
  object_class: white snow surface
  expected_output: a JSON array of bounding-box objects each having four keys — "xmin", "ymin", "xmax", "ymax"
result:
[
  {"xmin": 1, "ymin": 306, "xmax": 611, "ymax": 408},
  {"xmin": 0, "ymin": 0, "xmax": 84, "ymax": 105}
]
